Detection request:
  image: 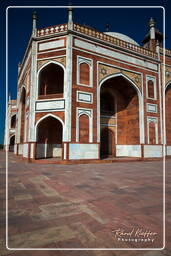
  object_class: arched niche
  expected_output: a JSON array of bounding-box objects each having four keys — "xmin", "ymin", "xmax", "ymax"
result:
[{"xmin": 36, "ymin": 115, "xmax": 63, "ymax": 159}]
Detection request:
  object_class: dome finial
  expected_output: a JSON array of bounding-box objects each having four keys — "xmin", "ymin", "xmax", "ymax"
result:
[
  {"xmin": 149, "ymin": 17, "xmax": 156, "ymax": 28},
  {"xmin": 68, "ymin": 2, "xmax": 73, "ymax": 29},
  {"xmin": 32, "ymin": 11, "xmax": 37, "ymax": 36}
]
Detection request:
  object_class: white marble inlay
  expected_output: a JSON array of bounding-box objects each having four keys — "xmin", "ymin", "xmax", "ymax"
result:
[
  {"xmin": 147, "ymin": 103, "xmax": 157, "ymax": 113},
  {"xmin": 77, "ymin": 91, "xmax": 92, "ymax": 103},
  {"xmin": 167, "ymin": 146, "xmax": 171, "ymax": 156},
  {"xmin": 116, "ymin": 145, "xmax": 141, "ymax": 157},
  {"xmin": 18, "ymin": 144, "xmax": 23, "ymax": 155},
  {"xmin": 14, "ymin": 144, "xmax": 17, "ymax": 154},
  {"xmin": 39, "ymin": 39, "xmax": 65, "ymax": 51},
  {"xmin": 30, "ymin": 143, "xmax": 34, "ymax": 158},
  {"xmin": 69, "ymin": 143, "xmax": 98, "ymax": 159},
  {"xmin": 36, "ymin": 100, "xmax": 65, "ymax": 111},
  {"xmin": 23, "ymin": 144, "xmax": 28, "ymax": 158},
  {"xmin": 144, "ymin": 145, "xmax": 163, "ymax": 158},
  {"xmin": 74, "ymin": 39, "xmax": 158, "ymax": 71}
]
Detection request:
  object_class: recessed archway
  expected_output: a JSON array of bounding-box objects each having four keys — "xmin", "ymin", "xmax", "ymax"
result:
[
  {"xmin": 100, "ymin": 127, "xmax": 115, "ymax": 158},
  {"xmin": 19, "ymin": 87, "xmax": 26, "ymax": 143},
  {"xmin": 9, "ymin": 135, "xmax": 15, "ymax": 152},
  {"xmin": 11, "ymin": 114, "xmax": 16, "ymax": 128},
  {"xmin": 100, "ymin": 74, "xmax": 140, "ymax": 158},
  {"xmin": 38, "ymin": 63, "xmax": 64, "ymax": 98},
  {"xmin": 36, "ymin": 115, "xmax": 63, "ymax": 159}
]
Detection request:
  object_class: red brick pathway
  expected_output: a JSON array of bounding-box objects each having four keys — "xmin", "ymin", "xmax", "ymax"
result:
[{"xmin": 0, "ymin": 151, "xmax": 170, "ymax": 255}]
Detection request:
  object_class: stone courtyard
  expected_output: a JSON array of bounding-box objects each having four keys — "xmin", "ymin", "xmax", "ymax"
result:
[{"xmin": 0, "ymin": 151, "xmax": 171, "ymax": 256}]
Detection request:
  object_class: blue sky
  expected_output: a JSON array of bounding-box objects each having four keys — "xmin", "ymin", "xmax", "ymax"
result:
[{"xmin": 0, "ymin": 0, "xmax": 171, "ymax": 144}]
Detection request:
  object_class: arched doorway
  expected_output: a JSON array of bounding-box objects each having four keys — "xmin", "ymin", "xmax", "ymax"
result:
[
  {"xmin": 36, "ymin": 116, "xmax": 63, "ymax": 159},
  {"xmin": 100, "ymin": 128, "xmax": 114, "ymax": 158},
  {"xmin": 166, "ymin": 83, "xmax": 171, "ymax": 145},
  {"xmin": 100, "ymin": 74, "xmax": 140, "ymax": 158},
  {"xmin": 9, "ymin": 135, "xmax": 15, "ymax": 152},
  {"xmin": 11, "ymin": 114, "xmax": 16, "ymax": 128},
  {"xmin": 19, "ymin": 87, "xmax": 26, "ymax": 143},
  {"xmin": 38, "ymin": 63, "xmax": 64, "ymax": 98}
]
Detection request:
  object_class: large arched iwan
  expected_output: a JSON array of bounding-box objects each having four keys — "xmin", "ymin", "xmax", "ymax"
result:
[{"xmin": 100, "ymin": 75, "xmax": 140, "ymax": 158}]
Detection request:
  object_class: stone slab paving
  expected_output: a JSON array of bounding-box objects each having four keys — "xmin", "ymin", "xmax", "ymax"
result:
[{"xmin": 0, "ymin": 151, "xmax": 170, "ymax": 256}]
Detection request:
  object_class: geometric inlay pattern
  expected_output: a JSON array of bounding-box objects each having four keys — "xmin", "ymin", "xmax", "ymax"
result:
[
  {"xmin": 99, "ymin": 63, "xmax": 142, "ymax": 90},
  {"xmin": 37, "ymin": 57, "xmax": 66, "ymax": 70}
]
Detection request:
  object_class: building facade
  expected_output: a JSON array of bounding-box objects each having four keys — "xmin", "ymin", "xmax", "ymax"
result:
[{"xmin": 4, "ymin": 9, "xmax": 171, "ymax": 161}]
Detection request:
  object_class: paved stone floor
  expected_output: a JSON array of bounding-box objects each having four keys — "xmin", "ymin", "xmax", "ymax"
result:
[{"xmin": 0, "ymin": 151, "xmax": 171, "ymax": 256}]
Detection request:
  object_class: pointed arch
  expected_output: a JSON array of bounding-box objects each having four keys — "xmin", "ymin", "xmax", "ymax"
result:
[
  {"xmin": 165, "ymin": 80, "xmax": 171, "ymax": 91},
  {"xmin": 35, "ymin": 113, "xmax": 64, "ymax": 136},
  {"xmin": 99, "ymin": 72, "xmax": 142, "ymax": 97},
  {"xmin": 78, "ymin": 113, "xmax": 90, "ymax": 143},
  {"xmin": 79, "ymin": 62, "xmax": 90, "ymax": 85},
  {"xmin": 35, "ymin": 114, "xmax": 64, "ymax": 159},
  {"xmin": 97, "ymin": 72, "xmax": 144, "ymax": 144},
  {"xmin": 38, "ymin": 60, "xmax": 65, "ymax": 73},
  {"xmin": 37, "ymin": 61, "xmax": 65, "ymax": 98},
  {"xmin": 78, "ymin": 111, "xmax": 91, "ymax": 119}
]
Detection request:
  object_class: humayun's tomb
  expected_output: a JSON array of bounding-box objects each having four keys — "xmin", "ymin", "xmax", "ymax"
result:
[{"xmin": 4, "ymin": 8, "xmax": 171, "ymax": 162}]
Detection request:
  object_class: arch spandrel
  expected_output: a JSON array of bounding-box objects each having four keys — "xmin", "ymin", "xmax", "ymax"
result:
[
  {"xmin": 35, "ymin": 113, "xmax": 65, "ymax": 126},
  {"xmin": 37, "ymin": 57, "xmax": 66, "ymax": 71},
  {"xmin": 165, "ymin": 67, "xmax": 171, "ymax": 86},
  {"xmin": 98, "ymin": 64, "xmax": 142, "ymax": 91}
]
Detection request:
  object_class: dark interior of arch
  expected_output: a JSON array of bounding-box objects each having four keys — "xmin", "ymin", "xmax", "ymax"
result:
[
  {"xmin": 100, "ymin": 76, "xmax": 139, "ymax": 145},
  {"xmin": 100, "ymin": 127, "xmax": 114, "ymax": 157},
  {"xmin": 39, "ymin": 63, "xmax": 64, "ymax": 96},
  {"xmin": 100, "ymin": 90, "xmax": 115, "ymax": 115},
  {"xmin": 9, "ymin": 136, "xmax": 15, "ymax": 152},
  {"xmin": 37, "ymin": 116, "xmax": 62, "ymax": 144},
  {"xmin": 11, "ymin": 114, "xmax": 16, "ymax": 128},
  {"xmin": 20, "ymin": 88, "xmax": 26, "ymax": 143}
]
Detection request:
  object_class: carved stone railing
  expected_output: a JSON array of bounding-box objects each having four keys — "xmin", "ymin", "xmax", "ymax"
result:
[
  {"xmin": 73, "ymin": 23, "xmax": 158, "ymax": 59},
  {"xmin": 160, "ymin": 47, "xmax": 171, "ymax": 56},
  {"xmin": 37, "ymin": 23, "xmax": 68, "ymax": 37},
  {"xmin": 36, "ymin": 22, "xmax": 159, "ymax": 59},
  {"xmin": 166, "ymin": 49, "xmax": 171, "ymax": 56}
]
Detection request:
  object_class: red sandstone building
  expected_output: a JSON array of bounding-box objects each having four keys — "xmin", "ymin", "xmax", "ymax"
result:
[{"xmin": 4, "ymin": 9, "xmax": 171, "ymax": 161}]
